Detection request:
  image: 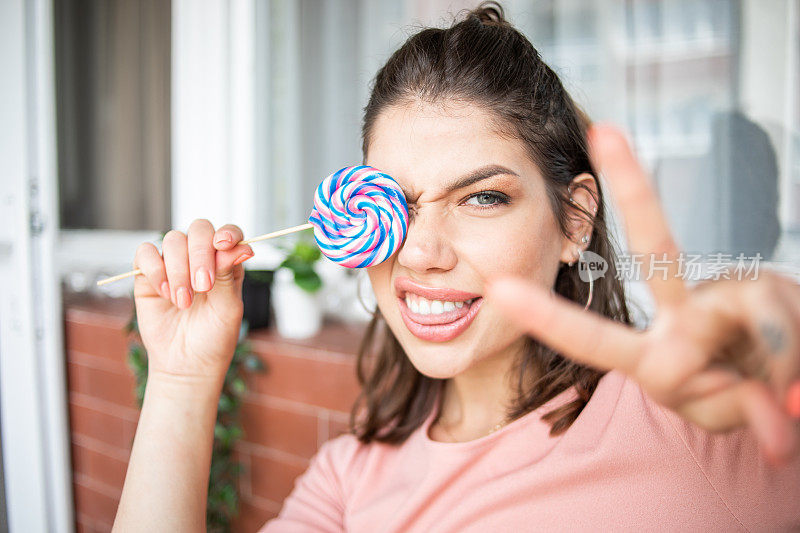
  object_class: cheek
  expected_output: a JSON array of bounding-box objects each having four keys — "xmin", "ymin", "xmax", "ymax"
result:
[
  {"xmin": 450, "ymin": 208, "xmax": 561, "ymax": 281},
  {"xmin": 366, "ymin": 261, "xmax": 395, "ymax": 306}
]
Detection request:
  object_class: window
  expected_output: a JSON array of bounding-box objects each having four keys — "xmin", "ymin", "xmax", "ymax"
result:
[
  {"xmin": 53, "ymin": 0, "xmax": 171, "ymax": 231},
  {"xmin": 60, "ymin": 0, "xmax": 799, "ymax": 301},
  {"xmin": 511, "ymin": 0, "xmax": 799, "ymax": 267}
]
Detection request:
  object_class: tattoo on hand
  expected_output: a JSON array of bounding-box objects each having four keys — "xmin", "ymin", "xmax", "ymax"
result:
[{"xmin": 759, "ymin": 321, "xmax": 785, "ymax": 356}]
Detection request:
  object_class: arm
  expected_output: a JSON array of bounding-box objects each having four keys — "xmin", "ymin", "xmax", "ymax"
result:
[
  {"xmin": 113, "ymin": 374, "xmax": 223, "ymax": 532},
  {"xmin": 117, "ymin": 220, "xmax": 253, "ymax": 531}
]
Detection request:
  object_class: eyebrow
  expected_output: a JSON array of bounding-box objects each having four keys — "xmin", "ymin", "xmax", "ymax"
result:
[{"xmin": 403, "ymin": 164, "xmax": 520, "ymax": 204}]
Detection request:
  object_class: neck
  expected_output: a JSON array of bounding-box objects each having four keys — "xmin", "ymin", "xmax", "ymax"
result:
[{"xmin": 433, "ymin": 339, "xmax": 527, "ymax": 441}]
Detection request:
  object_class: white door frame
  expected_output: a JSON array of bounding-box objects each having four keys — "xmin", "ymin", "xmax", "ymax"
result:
[{"xmin": 0, "ymin": 0, "xmax": 74, "ymax": 531}]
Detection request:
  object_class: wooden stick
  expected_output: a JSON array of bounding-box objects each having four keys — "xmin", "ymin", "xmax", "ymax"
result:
[{"xmin": 96, "ymin": 222, "xmax": 314, "ymax": 286}]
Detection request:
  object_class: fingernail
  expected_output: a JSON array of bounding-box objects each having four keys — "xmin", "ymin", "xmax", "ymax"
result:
[
  {"xmin": 177, "ymin": 286, "xmax": 192, "ymax": 309},
  {"xmin": 215, "ymin": 231, "xmax": 233, "ymax": 246},
  {"xmin": 787, "ymin": 381, "xmax": 800, "ymax": 419},
  {"xmin": 233, "ymin": 252, "xmax": 254, "ymax": 266},
  {"xmin": 160, "ymin": 281, "xmax": 170, "ymax": 299},
  {"xmin": 195, "ymin": 268, "xmax": 211, "ymax": 291}
]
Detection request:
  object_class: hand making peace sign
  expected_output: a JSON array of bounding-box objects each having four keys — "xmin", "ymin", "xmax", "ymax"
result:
[{"xmin": 485, "ymin": 124, "xmax": 800, "ymax": 466}]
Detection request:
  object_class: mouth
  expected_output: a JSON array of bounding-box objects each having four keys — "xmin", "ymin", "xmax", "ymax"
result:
[{"xmin": 394, "ymin": 276, "xmax": 483, "ymax": 342}]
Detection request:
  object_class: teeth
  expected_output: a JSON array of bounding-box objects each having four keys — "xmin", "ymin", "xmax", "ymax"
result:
[
  {"xmin": 418, "ymin": 298, "xmax": 431, "ymax": 315},
  {"xmin": 404, "ymin": 294, "xmax": 474, "ymax": 315}
]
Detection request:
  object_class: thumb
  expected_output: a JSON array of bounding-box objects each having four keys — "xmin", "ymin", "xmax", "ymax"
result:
[{"xmin": 210, "ymin": 244, "xmax": 254, "ymax": 298}]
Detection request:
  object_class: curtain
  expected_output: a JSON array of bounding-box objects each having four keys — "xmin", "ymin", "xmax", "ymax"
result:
[{"xmin": 54, "ymin": 0, "xmax": 171, "ymax": 231}]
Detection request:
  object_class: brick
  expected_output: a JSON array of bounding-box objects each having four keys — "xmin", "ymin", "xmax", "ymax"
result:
[
  {"xmin": 75, "ymin": 514, "xmax": 113, "ymax": 533},
  {"xmin": 71, "ymin": 441, "xmax": 129, "ymax": 492},
  {"xmin": 69, "ymin": 400, "xmax": 132, "ymax": 451},
  {"xmin": 67, "ymin": 361, "xmax": 139, "ymax": 410},
  {"xmin": 240, "ymin": 400, "xmax": 318, "ymax": 459},
  {"xmin": 75, "ymin": 516, "xmax": 91, "ymax": 533},
  {"xmin": 248, "ymin": 453, "xmax": 309, "ymax": 504},
  {"xmin": 328, "ymin": 413, "xmax": 352, "ymax": 440},
  {"xmin": 231, "ymin": 498, "xmax": 280, "ymax": 532},
  {"xmin": 63, "ymin": 318, "xmax": 133, "ymax": 369},
  {"xmin": 72, "ymin": 477, "xmax": 120, "ymax": 529},
  {"xmin": 244, "ymin": 349, "xmax": 360, "ymax": 412}
]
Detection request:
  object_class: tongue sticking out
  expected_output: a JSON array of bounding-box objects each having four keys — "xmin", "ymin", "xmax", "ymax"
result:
[{"xmin": 401, "ymin": 297, "xmax": 480, "ymax": 326}]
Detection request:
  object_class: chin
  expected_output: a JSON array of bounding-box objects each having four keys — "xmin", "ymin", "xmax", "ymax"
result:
[
  {"xmin": 401, "ymin": 341, "xmax": 478, "ymax": 379},
  {"xmin": 385, "ymin": 318, "xmax": 481, "ymax": 376}
]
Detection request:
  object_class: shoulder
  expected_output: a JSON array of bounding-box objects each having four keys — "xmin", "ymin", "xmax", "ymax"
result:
[{"xmin": 316, "ymin": 431, "xmax": 371, "ymax": 480}]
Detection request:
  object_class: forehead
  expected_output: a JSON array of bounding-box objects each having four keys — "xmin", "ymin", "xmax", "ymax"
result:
[{"xmin": 365, "ymin": 100, "xmax": 540, "ymax": 196}]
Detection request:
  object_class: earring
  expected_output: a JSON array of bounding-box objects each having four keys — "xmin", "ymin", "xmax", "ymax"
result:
[
  {"xmin": 562, "ymin": 249, "xmax": 594, "ymax": 309},
  {"xmin": 581, "ymin": 235, "xmax": 589, "ymax": 244},
  {"xmin": 577, "ymin": 248, "xmax": 594, "ymax": 310}
]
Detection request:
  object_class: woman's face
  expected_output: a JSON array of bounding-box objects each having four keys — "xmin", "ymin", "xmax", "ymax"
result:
[{"xmin": 365, "ymin": 100, "xmax": 571, "ymax": 379}]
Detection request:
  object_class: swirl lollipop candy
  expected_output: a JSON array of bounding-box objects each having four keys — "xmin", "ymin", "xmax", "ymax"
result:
[
  {"xmin": 308, "ymin": 165, "xmax": 409, "ymax": 268},
  {"xmin": 96, "ymin": 165, "xmax": 408, "ymax": 286}
]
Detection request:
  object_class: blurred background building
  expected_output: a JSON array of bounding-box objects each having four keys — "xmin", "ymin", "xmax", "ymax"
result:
[{"xmin": 1, "ymin": 0, "xmax": 799, "ymax": 531}]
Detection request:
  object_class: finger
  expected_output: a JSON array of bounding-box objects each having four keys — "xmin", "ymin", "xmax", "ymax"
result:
[
  {"xmin": 588, "ymin": 124, "xmax": 688, "ymax": 307},
  {"xmin": 187, "ymin": 219, "xmax": 217, "ymax": 293},
  {"xmin": 134, "ymin": 242, "xmax": 170, "ymax": 300},
  {"xmin": 215, "ymin": 243, "xmax": 254, "ymax": 274},
  {"xmin": 732, "ymin": 272, "xmax": 800, "ymax": 403},
  {"xmin": 202, "ymin": 242, "xmax": 253, "ymax": 322},
  {"xmin": 214, "ymin": 224, "xmax": 245, "ymax": 251},
  {"xmin": 162, "ymin": 230, "xmax": 193, "ymax": 309},
  {"xmin": 788, "ymin": 381, "xmax": 800, "ymax": 418},
  {"xmin": 740, "ymin": 381, "xmax": 799, "ymax": 465},
  {"xmin": 638, "ymin": 291, "xmax": 750, "ymax": 405},
  {"xmin": 485, "ymin": 276, "xmax": 645, "ymax": 374},
  {"xmin": 676, "ymin": 366, "xmax": 743, "ymax": 400},
  {"xmin": 677, "ymin": 380, "xmax": 798, "ymax": 466}
]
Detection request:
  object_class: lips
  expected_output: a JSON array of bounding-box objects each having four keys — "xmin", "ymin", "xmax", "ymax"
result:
[
  {"xmin": 394, "ymin": 276, "xmax": 482, "ymax": 302},
  {"xmin": 393, "ymin": 277, "xmax": 483, "ymax": 342}
]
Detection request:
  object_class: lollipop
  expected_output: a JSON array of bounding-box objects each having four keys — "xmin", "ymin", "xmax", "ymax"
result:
[
  {"xmin": 309, "ymin": 166, "xmax": 408, "ymax": 268},
  {"xmin": 96, "ymin": 165, "xmax": 408, "ymax": 286}
]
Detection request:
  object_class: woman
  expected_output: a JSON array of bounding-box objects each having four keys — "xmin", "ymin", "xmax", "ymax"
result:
[{"xmin": 114, "ymin": 3, "xmax": 800, "ymax": 531}]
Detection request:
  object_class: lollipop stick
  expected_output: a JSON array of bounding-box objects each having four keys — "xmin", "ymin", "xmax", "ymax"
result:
[
  {"xmin": 240, "ymin": 222, "xmax": 313, "ymax": 245},
  {"xmin": 96, "ymin": 222, "xmax": 314, "ymax": 286}
]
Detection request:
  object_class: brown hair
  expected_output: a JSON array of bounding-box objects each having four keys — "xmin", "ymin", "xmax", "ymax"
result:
[{"xmin": 350, "ymin": 1, "xmax": 633, "ymax": 444}]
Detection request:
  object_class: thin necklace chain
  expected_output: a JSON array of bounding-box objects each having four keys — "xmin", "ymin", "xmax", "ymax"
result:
[{"xmin": 437, "ymin": 415, "xmax": 509, "ymax": 442}]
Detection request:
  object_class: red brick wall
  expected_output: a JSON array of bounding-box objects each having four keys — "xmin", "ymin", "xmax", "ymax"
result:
[{"xmin": 63, "ymin": 294, "xmax": 364, "ymax": 532}]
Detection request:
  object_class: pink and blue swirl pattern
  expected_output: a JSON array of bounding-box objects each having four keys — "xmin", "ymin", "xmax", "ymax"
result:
[{"xmin": 308, "ymin": 166, "xmax": 408, "ymax": 268}]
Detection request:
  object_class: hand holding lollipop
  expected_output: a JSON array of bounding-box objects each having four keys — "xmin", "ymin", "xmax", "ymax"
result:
[{"xmin": 113, "ymin": 165, "xmax": 408, "ymax": 383}]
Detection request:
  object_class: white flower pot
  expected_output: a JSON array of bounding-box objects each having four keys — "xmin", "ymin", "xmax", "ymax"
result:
[{"xmin": 272, "ymin": 268, "xmax": 323, "ymax": 339}]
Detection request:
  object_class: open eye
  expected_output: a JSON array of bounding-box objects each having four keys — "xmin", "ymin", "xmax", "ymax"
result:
[{"xmin": 463, "ymin": 191, "xmax": 510, "ymax": 209}]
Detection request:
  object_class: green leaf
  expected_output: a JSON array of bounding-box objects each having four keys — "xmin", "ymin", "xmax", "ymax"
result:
[
  {"xmin": 295, "ymin": 273, "xmax": 322, "ymax": 293},
  {"xmin": 231, "ymin": 378, "xmax": 246, "ymax": 396},
  {"xmin": 244, "ymin": 355, "xmax": 265, "ymax": 372},
  {"xmin": 294, "ymin": 240, "xmax": 321, "ymax": 262},
  {"xmin": 218, "ymin": 395, "xmax": 235, "ymax": 413}
]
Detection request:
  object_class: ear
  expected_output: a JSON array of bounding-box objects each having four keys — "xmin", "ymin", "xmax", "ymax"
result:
[{"xmin": 559, "ymin": 173, "xmax": 599, "ymax": 265}]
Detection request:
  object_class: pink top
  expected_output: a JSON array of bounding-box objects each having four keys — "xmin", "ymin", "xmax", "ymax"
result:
[{"xmin": 260, "ymin": 370, "xmax": 800, "ymax": 532}]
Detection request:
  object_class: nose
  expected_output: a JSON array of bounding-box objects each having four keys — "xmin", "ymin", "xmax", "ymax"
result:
[{"xmin": 396, "ymin": 207, "xmax": 457, "ymax": 273}]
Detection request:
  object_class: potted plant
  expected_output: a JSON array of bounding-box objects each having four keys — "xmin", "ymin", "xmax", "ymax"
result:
[
  {"xmin": 272, "ymin": 233, "xmax": 324, "ymax": 338},
  {"xmin": 242, "ymin": 269, "xmax": 274, "ymax": 330}
]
